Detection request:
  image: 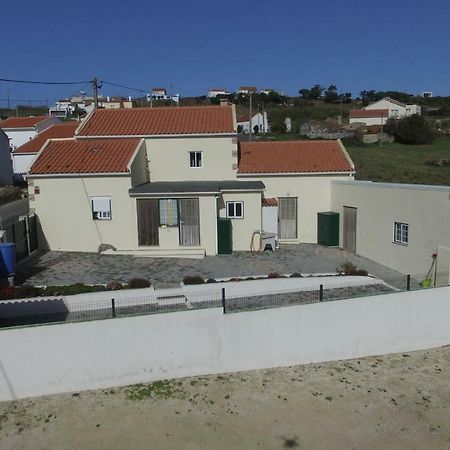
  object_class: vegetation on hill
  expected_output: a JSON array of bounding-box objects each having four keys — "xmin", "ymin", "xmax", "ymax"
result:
[{"xmin": 0, "ymin": 106, "xmax": 48, "ymax": 120}]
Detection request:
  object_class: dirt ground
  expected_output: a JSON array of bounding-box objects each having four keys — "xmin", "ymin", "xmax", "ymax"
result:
[{"xmin": 1, "ymin": 347, "xmax": 450, "ymax": 450}]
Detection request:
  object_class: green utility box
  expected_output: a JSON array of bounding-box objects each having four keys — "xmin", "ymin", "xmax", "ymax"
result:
[
  {"xmin": 317, "ymin": 211, "xmax": 339, "ymax": 246},
  {"xmin": 217, "ymin": 218, "xmax": 232, "ymax": 254}
]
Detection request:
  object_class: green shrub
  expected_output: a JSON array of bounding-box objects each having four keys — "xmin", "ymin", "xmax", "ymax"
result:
[
  {"xmin": 267, "ymin": 272, "xmax": 281, "ymax": 278},
  {"xmin": 182, "ymin": 275, "xmax": 205, "ymax": 285},
  {"xmin": 128, "ymin": 278, "xmax": 152, "ymax": 289},
  {"xmin": 290, "ymin": 272, "xmax": 302, "ymax": 278},
  {"xmin": 206, "ymin": 278, "xmax": 217, "ymax": 283},
  {"xmin": 14, "ymin": 285, "xmax": 39, "ymax": 299},
  {"xmin": 386, "ymin": 115, "xmax": 435, "ymax": 145},
  {"xmin": 106, "ymin": 281, "xmax": 123, "ymax": 291}
]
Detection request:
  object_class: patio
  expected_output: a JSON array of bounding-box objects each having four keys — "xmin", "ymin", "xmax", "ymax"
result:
[{"xmin": 16, "ymin": 244, "xmax": 404, "ymax": 289}]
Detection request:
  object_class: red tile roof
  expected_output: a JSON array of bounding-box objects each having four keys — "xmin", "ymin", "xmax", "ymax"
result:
[
  {"xmin": 238, "ymin": 86, "xmax": 257, "ymax": 91},
  {"xmin": 77, "ymin": 106, "xmax": 235, "ymax": 136},
  {"xmin": 0, "ymin": 116, "xmax": 49, "ymax": 129},
  {"xmin": 262, "ymin": 197, "xmax": 278, "ymax": 207},
  {"xmin": 349, "ymin": 109, "xmax": 389, "ymax": 119},
  {"xmin": 238, "ymin": 140, "xmax": 354, "ymax": 174},
  {"xmin": 15, "ymin": 122, "xmax": 79, "ymax": 154},
  {"xmin": 29, "ymin": 138, "xmax": 141, "ymax": 175}
]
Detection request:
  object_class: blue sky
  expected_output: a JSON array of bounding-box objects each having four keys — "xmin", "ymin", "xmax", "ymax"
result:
[{"xmin": 1, "ymin": 0, "xmax": 450, "ymax": 105}]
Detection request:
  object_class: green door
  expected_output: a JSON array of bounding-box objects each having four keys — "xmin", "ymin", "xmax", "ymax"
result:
[
  {"xmin": 217, "ymin": 218, "xmax": 232, "ymax": 254},
  {"xmin": 317, "ymin": 212, "xmax": 339, "ymax": 246}
]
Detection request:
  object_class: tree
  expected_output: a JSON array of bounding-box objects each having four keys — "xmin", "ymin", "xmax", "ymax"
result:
[
  {"xmin": 387, "ymin": 115, "xmax": 435, "ymax": 145},
  {"xmin": 298, "ymin": 84, "xmax": 323, "ymax": 100},
  {"xmin": 324, "ymin": 85, "xmax": 339, "ymax": 103}
]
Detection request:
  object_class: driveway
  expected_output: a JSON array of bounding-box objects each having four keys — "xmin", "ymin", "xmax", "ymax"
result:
[{"xmin": 16, "ymin": 244, "xmax": 405, "ymax": 288}]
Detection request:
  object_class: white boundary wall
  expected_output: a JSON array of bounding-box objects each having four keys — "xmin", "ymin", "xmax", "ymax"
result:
[{"xmin": 1, "ymin": 286, "xmax": 450, "ymax": 401}]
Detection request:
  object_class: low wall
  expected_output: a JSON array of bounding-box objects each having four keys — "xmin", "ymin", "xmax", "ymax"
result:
[{"xmin": 1, "ymin": 287, "xmax": 449, "ymax": 401}]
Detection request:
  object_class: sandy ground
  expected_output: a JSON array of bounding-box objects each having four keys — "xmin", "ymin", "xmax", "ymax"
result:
[{"xmin": 1, "ymin": 347, "xmax": 450, "ymax": 450}]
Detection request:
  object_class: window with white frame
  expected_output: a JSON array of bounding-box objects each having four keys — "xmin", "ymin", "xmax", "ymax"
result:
[
  {"xmin": 159, "ymin": 199, "xmax": 178, "ymax": 227},
  {"xmin": 92, "ymin": 197, "xmax": 112, "ymax": 220},
  {"xmin": 189, "ymin": 151, "xmax": 202, "ymax": 168},
  {"xmin": 393, "ymin": 222, "xmax": 408, "ymax": 244},
  {"xmin": 226, "ymin": 201, "xmax": 244, "ymax": 219}
]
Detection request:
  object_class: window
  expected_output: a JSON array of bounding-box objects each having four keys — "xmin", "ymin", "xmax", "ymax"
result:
[
  {"xmin": 227, "ymin": 201, "xmax": 244, "ymax": 219},
  {"xmin": 394, "ymin": 222, "xmax": 408, "ymax": 244},
  {"xmin": 189, "ymin": 151, "xmax": 202, "ymax": 168},
  {"xmin": 159, "ymin": 199, "xmax": 178, "ymax": 226},
  {"xmin": 92, "ymin": 197, "xmax": 112, "ymax": 220}
]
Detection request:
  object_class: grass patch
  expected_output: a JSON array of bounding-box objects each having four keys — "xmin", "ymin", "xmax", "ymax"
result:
[
  {"xmin": 126, "ymin": 380, "xmax": 183, "ymax": 401},
  {"xmin": 343, "ymin": 136, "xmax": 450, "ymax": 185}
]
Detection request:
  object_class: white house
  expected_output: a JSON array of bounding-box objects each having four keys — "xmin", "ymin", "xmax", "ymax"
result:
[
  {"xmin": 0, "ymin": 116, "xmax": 60, "ymax": 150},
  {"xmin": 236, "ymin": 86, "xmax": 257, "ymax": 95},
  {"xmin": 364, "ymin": 97, "xmax": 421, "ymax": 118},
  {"xmin": 207, "ymin": 88, "xmax": 230, "ymax": 98},
  {"xmin": 349, "ymin": 97, "xmax": 422, "ymax": 126},
  {"xmin": 349, "ymin": 109, "xmax": 389, "ymax": 126},
  {"xmin": 12, "ymin": 122, "xmax": 79, "ymax": 181},
  {"xmin": 237, "ymin": 112, "xmax": 270, "ymax": 133},
  {"xmin": 27, "ymin": 105, "xmax": 354, "ymax": 258},
  {"xmin": 0, "ymin": 130, "xmax": 13, "ymax": 186}
]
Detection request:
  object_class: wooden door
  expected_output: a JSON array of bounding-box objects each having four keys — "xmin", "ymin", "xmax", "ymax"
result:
[
  {"xmin": 278, "ymin": 197, "xmax": 297, "ymax": 239},
  {"xmin": 137, "ymin": 199, "xmax": 159, "ymax": 246},
  {"xmin": 343, "ymin": 206, "xmax": 357, "ymax": 252},
  {"xmin": 179, "ymin": 198, "xmax": 200, "ymax": 246}
]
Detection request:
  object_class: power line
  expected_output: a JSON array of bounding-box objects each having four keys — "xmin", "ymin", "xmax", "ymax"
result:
[
  {"xmin": 101, "ymin": 80, "xmax": 148, "ymax": 94},
  {"xmin": 0, "ymin": 77, "xmax": 90, "ymax": 85}
]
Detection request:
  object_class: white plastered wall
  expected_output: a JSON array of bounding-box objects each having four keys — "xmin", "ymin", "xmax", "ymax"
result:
[
  {"xmin": 219, "ymin": 191, "xmax": 262, "ymax": 251},
  {"xmin": 331, "ymin": 181, "xmax": 450, "ymax": 277},
  {"xmin": 146, "ymin": 136, "xmax": 238, "ymax": 182},
  {"xmin": 245, "ymin": 175, "xmax": 351, "ymax": 244}
]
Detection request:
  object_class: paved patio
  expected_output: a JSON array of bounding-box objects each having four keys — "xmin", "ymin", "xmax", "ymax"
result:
[{"xmin": 16, "ymin": 244, "xmax": 405, "ymax": 288}]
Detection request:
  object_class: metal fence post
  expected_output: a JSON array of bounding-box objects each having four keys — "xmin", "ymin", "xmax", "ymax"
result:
[
  {"xmin": 406, "ymin": 275, "xmax": 411, "ymax": 291},
  {"xmin": 221, "ymin": 288, "xmax": 226, "ymax": 314},
  {"xmin": 111, "ymin": 298, "xmax": 116, "ymax": 318},
  {"xmin": 319, "ymin": 284, "xmax": 324, "ymax": 302}
]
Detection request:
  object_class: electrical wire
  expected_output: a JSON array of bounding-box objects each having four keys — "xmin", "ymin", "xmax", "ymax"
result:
[
  {"xmin": 0, "ymin": 77, "xmax": 90, "ymax": 85},
  {"xmin": 101, "ymin": 80, "xmax": 148, "ymax": 94}
]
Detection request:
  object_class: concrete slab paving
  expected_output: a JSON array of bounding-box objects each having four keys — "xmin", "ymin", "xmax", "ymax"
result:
[{"xmin": 16, "ymin": 244, "xmax": 405, "ymax": 289}]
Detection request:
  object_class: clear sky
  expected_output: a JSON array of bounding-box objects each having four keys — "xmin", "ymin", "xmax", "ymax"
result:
[{"xmin": 2, "ymin": 0, "xmax": 450, "ymax": 105}]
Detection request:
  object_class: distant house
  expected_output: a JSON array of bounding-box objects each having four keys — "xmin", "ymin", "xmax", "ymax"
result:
[
  {"xmin": 0, "ymin": 130, "xmax": 13, "ymax": 186},
  {"xmin": 421, "ymin": 91, "xmax": 433, "ymax": 98},
  {"xmin": 349, "ymin": 97, "xmax": 421, "ymax": 126},
  {"xmin": 0, "ymin": 116, "xmax": 60, "ymax": 150},
  {"xmin": 151, "ymin": 88, "xmax": 180, "ymax": 103},
  {"xmin": 364, "ymin": 97, "xmax": 421, "ymax": 118},
  {"xmin": 260, "ymin": 88, "xmax": 275, "ymax": 95},
  {"xmin": 237, "ymin": 112, "xmax": 270, "ymax": 133},
  {"xmin": 12, "ymin": 122, "xmax": 79, "ymax": 181},
  {"xmin": 349, "ymin": 109, "xmax": 389, "ymax": 126},
  {"xmin": 207, "ymin": 88, "xmax": 230, "ymax": 98},
  {"xmin": 237, "ymin": 86, "xmax": 257, "ymax": 95}
]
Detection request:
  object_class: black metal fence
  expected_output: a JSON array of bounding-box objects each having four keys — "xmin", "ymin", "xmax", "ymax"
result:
[{"xmin": 0, "ymin": 272, "xmax": 448, "ymax": 329}]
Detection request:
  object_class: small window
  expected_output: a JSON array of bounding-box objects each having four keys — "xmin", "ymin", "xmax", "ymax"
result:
[
  {"xmin": 159, "ymin": 199, "xmax": 178, "ymax": 227},
  {"xmin": 394, "ymin": 222, "xmax": 408, "ymax": 244},
  {"xmin": 92, "ymin": 197, "xmax": 111, "ymax": 220},
  {"xmin": 227, "ymin": 201, "xmax": 244, "ymax": 219},
  {"xmin": 189, "ymin": 151, "xmax": 202, "ymax": 168}
]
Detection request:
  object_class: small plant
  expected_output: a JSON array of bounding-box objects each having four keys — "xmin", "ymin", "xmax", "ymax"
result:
[
  {"xmin": 290, "ymin": 272, "xmax": 302, "ymax": 278},
  {"xmin": 128, "ymin": 278, "xmax": 152, "ymax": 289},
  {"xmin": 206, "ymin": 278, "xmax": 217, "ymax": 283},
  {"xmin": 182, "ymin": 275, "xmax": 205, "ymax": 285},
  {"xmin": 267, "ymin": 272, "xmax": 281, "ymax": 278},
  {"xmin": 337, "ymin": 261, "xmax": 368, "ymax": 276},
  {"xmin": 126, "ymin": 380, "xmax": 183, "ymax": 401},
  {"xmin": 0, "ymin": 285, "xmax": 16, "ymax": 301},
  {"xmin": 244, "ymin": 277, "xmax": 255, "ymax": 281},
  {"xmin": 106, "ymin": 281, "xmax": 123, "ymax": 291},
  {"xmin": 229, "ymin": 277, "xmax": 241, "ymax": 282},
  {"xmin": 14, "ymin": 285, "xmax": 39, "ymax": 299}
]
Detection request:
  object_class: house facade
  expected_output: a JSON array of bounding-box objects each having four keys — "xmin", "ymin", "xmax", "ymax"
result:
[
  {"xmin": 0, "ymin": 116, "xmax": 60, "ymax": 150},
  {"xmin": 28, "ymin": 106, "xmax": 354, "ymax": 258},
  {"xmin": 237, "ymin": 112, "xmax": 270, "ymax": 133},
  {"xmin": 0, "ymin": 130, "xmax": 13, "ymax": 186}
]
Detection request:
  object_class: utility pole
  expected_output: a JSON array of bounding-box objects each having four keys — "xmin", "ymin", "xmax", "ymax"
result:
[
  {"xmin": 92, "ymin": 77, "xmax": 101, "ymax": 110},
  {"xmin": 248, "ymin": 92, "xmax": 252, "ymax": 141}
]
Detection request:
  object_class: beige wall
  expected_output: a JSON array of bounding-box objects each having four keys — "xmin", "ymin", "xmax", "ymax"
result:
[
  {"xmin": 349, "ymin": 117, "xmax": 388, "ymax": 126},
  {"xmin": 146, "ymin": 136, "xmax": 237, "ymax": 182},
  {"xmin": 29, "ymin": 176, "xmax": 136, "ymax": 253},
  {"xmin": 245, "ymin": 175, "xmax": 351, "ymax": 244},
  {"xmin": 130, "ymin": 143, "xmax": 150, "ymax": 187},
  {"xmin": 219, "ymin": 191, "xmax": 262, "ymax": 251},
  {"xmin": 331, "ymin": 181, "xmax": 450, "ymax": 278}
]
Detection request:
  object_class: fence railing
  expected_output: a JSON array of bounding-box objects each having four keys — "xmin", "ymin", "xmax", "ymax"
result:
[{"xmin": 0, "ymin": 272, "xmax": 448, "ymax": 329}]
